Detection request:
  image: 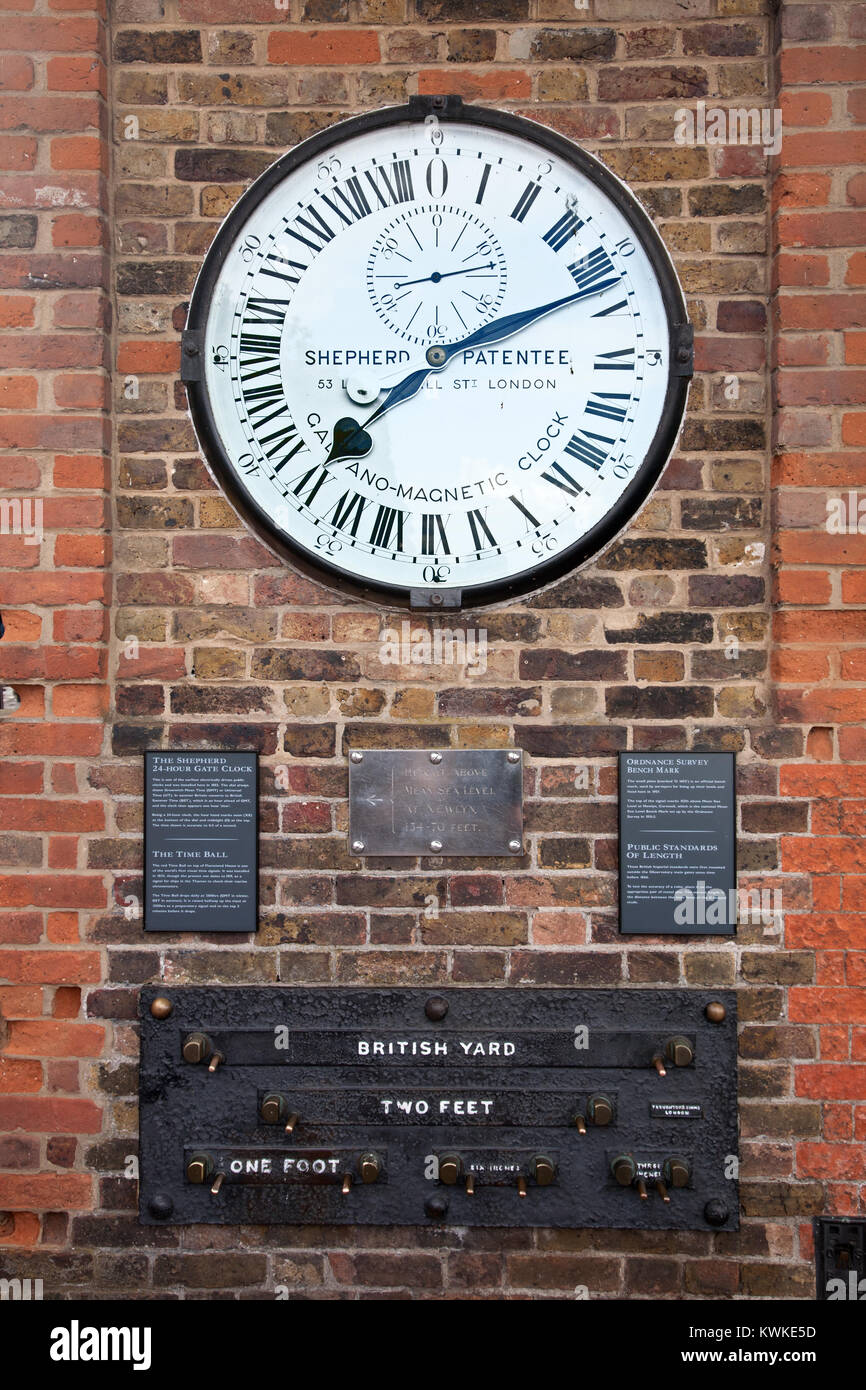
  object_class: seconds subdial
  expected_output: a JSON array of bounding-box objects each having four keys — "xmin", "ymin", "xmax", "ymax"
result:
[{"xmin": 366, "ymin": 204, "xmax": 507, "ymax": 345}]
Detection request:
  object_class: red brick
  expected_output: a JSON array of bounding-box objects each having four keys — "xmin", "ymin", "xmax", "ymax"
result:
[{"xmin": 268, "ymin": 30, "xmax": 380, "ymax": 64}]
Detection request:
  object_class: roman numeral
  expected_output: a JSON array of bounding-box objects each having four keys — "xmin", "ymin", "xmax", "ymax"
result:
[
  {"xmin": 511, "ymin": 181, "xmax": 542, "ymax": 222},
  {"xmin": 540, "ymin": 460, "xmax": 584, "ymax": 498},
  {"xmin": 421, "ymin": 513, "xmax": 450, "ymax": 555},
  {"xmin": 567, "ymin": 247, "xmax": 619, "ymax": 296},
  {"xmin": 467, "ymin": 508, "xmax": 496, "ymax": 550},
  {"xmin": 319, "ymin": 174, "xmax": 373, "ymax": 227},
  {"xmin": 592, "ymin": 298, "xmax": 628, "ymax": 318},
  {"xmin": 509, "ymin": 493, "xmax": 540, "ymax": 530},
  {"xmin": 242, "ymin": 297, "xmax": 289, "ymax": 325},
  {"xmin": 585, "ymin": 392, "xmax": 629, "ymax": 424},
  {"xmin": 284, "ymin": 205, "xmax": 335, "ymax": 254},
  {"xmin": 475, "ymin": 163, "xmax": 491, "ymax": 204},
  {"xmin": 594, "ymin": 347, "xmax": 635, "ymax": 371},
  {"xmin": 259, "ymin": 420, "xmax": 305, "ymax": 470},
  {"xmin": 543, "ymin": 210, "xmax": 584, "ymax": 252},
  {"xmin": 238, "ymin": 331, "xmax": 281, "ymax": 383},
  {"xmin": 260, "ymin": 252, "xmax": 307, "ymax": 285},
  {"xmin": 369, "ymin": 504, "xmax": 406, "ymax": 551},
  {"xmin": 241, "ymin": 380, "xmax": 284, "ymax": 424},
  {"xmin": 291, "ymin": 464, "xmax": 331, "ymax": 508},
  {"xmin": 327, "ymin": 489, "xmax": 369, "ymax": 537},
  {"xmin": 363, "ymin": 159, "xmax": 414, "ymax": 208},
  {"xmin": 564, "ymin": 430, "xmax": 610, "ymax": 472}
]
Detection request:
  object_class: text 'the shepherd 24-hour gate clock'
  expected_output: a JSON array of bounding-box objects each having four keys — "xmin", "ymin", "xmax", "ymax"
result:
[{"xmin": 182, "ymin": 96, "xmax": 693, "ymax": 610}]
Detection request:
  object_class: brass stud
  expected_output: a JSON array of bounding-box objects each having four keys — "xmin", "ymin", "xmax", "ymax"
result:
[
  {"xmin": 150, "ymin": 997, "xmax": 172, "ymax": 1020},
  {"xmin": 652, "ymin": 1054, "xmax": 667, "ymax": 1077},
  {"xmin": 465, "ymin": 1174, "xmax": 476, "ymax": 1196},
  {"xmin": 656, "ymin": 1181, "xmax": 671, "ymax": 1204},
  {"xmin": 517, "ymin": 1176, "xmax": 528, "ymax": 1199},
  {"xmin": 705, "ymin": 1001, "xmax": 726, "ymax": 1024},
  {"xmin": 636, "ymin": 1178, "xmax": 648, "ymax": 1201},
  {"xmin": 210, "ymin": 1172, "xmax": 225, "ymax": 1196},
  {"xmin": 285, "ymin": 1113, "xmax": 299, "ymax": 1135},
  {"xmin": 574, "ymin": 1114, "xmax": 587, "ymax": 1135},
  {"xmin": 207, "ymin": 1050, "xmax": 224, "ymax": 1073},
  {"xmin": 342, "ymin": 1173, "xmax": 352, "ymax": 1195}
]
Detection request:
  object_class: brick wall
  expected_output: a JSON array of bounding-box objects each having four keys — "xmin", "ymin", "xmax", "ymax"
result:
[{"xmin": 0, "ymin": 0, "xmax": 862, "ymax": 1300}]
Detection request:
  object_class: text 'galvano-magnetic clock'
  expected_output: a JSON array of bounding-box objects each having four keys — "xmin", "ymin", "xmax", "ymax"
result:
[{"xmin": 181, "ymin": 96, "xmax": 693, "ymax": 610}]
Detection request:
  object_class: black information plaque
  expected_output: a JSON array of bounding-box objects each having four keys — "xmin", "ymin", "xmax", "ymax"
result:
[
  {"xmin": 348, "ymin": 749, "xmax": 523, "ymax": 857},
  {"xmin": 144, "ymin": 751, "xmax": 258, "ymax": 933},
  {"xmin": 619, "ymin": 753, "xmax": 736, "ymax": 936}
]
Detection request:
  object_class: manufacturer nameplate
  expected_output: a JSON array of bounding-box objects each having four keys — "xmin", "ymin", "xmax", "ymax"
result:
[{"xmin": 348, "ymin": 749, "xmax": 523, "ymax": 857}]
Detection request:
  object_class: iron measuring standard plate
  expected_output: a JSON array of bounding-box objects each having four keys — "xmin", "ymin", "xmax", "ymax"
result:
[{"xmin": 348, "ymin": 749, "xmax": 524, "ymax": 857}]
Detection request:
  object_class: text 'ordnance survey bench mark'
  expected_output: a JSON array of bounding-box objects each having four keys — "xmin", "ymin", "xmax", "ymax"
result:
[
  {"xmin": 619, "ymin": 752, "xmax": 736, "ymax": 936},
  {"xmin": 144, "ymin": 751, "xmax": 258, "ymax": 933}
]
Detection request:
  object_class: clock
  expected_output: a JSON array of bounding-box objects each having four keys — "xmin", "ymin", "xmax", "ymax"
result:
[{"xmin": 182, "ymin": 96, "xmax": 693, "ymax": 610}]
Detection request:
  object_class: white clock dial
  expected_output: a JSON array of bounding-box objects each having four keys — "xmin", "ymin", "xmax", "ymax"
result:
[{"xmin": 185, "ymin": 102, "xmax": 692, "ymax": 607}]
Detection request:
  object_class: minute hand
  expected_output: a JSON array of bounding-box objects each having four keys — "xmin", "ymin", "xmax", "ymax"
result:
[
  {"xmin": 442, "ymin": 282, "xmax": 614, "ymax": 363},
  {"xmin": 325, "ymin": 281, "xmax": 611, "ymax": 463}
]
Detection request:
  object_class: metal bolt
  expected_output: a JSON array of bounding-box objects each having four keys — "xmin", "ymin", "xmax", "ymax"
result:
[
  {"xmin": 351, "ymin": 839, "xmax": 365, "ymax": 854},
  {"xmin": 704, "ymin": 1199, "xmax": 729, "ymax": 1227},
  {"xmin": 425, "ymin": 996, "xmax": 449, "ymax": 1022},
  {"xmin": 148, "ymin": 1193, "xmax": 174, "ymax": 1220},
  {"xmin": 431, "ymin": 594, "xmax": 443, "ymax": 605},
  {"xmin": 507, "ymin": 751, "xmax": 521, "ymax": 763},
  {"xmin": 429, "ymin": 839, "xmax": 443, "ymax": 853},
  {"xmin": 425, "ymin": 1195, "xmax": 449, "ymax": 1220},
  {"xmin": 350, "ymin": 751, "xmax": 363, "ymax": 763},
  {"xmin": 429, "ymin": 751, "xmax": 442, "ymax": 764},
  {"xmin": 426, "ymin": 345, "xmax": 447, "ymax": 367},
  {"xmin": 185, "ymin": 342, "xmax": 199, "ymax": 357},
  {"xmin": 150, "ymin": 996, "xmax": 172, "ymax": 1020},
  {"xmin": 508, "ymin": 839, "xmax": 522, "ymax": 854},
  {"xmin": 677, "ymin": 345, "xmax": 690, "ymax": 362},
  {"xmin": 705, "ymin": 1001, "xmax": 726, "ymax": 1023},
  {"xmin": 182, "ymin": 1032, "xmax": 212, "ymax": 1065}
]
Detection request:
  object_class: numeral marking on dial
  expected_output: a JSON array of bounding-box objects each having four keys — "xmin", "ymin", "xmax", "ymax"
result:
[
  {"xmin": 585, "ymin": 392, "xmax": 630, "ymax": 424},
  {"xmin": 365, "ymin": 159, "xmax": 414, "ymax": 207},
  {"xmin": 509, "ymin": 493, "xmax": 541, "ymax": 530},
  {"xmin": 564, "ymin": 431, "xmax": 610, "ymax": 472},
  {"xmin": 260, "ymin": 253, "xmax": 307, "ymax": 286},
  {"xmin": 540, "ymin": 460, "xmax": 584, "ymax": 498},
  {"xmin": 327, "ymin": 489, "xmax": 369, "ymax": 537},
  {"xmin": 284, "ymin": 205, "xmax": 336, "ymax": 254},
  {"xmin": 567, "ymin": 247, "xmax": 618, "ymax": 296},
  {"xmin": 543, "ymin": 210, "xmax": 584, "ymax": 252},
  {"xmin": 242, "ymin": 297, "xmax": 289, "ymax": 325},
  {"xmin": 467, "ymin": 507, "xmax": 497, "ymax": 550},
  {"xmin": 369, "ymin": 504, "xmax": 406, "ymax": 552},
  {"xmin": 291, "ymin": 464, "xmax": 331, "ymax": 508},
  {"xmin": 594, "ymin": 347, "xmax": 635, "ymax": 372},
  {"xmin": 421, "ymin": 513, "xmax": 451, "ymax": 555},
  {"xmin": 260, "ymin": 421, "xmax": 305, "ymax": 470},
  {"xmin": 511, "ymin": 181, "xmax": 542, "ymax": 222}
]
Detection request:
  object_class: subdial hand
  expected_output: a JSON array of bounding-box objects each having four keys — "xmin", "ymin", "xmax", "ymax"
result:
[{"xmin": 396, "ymin": 261, "xmax": 496, "ymax": 289}]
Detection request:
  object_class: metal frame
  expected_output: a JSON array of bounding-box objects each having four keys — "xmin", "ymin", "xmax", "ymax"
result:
[{"xmin": 183, "ymin": 95, "xmax": 694, "ymax": 611}]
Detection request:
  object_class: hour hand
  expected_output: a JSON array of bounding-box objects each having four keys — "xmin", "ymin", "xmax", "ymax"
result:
[
  {"xmin": 325, "ymin": 366, "xmax": 431, "ymax": 464},
  {"xmin": 323, "ymin": 416, "xmax": 374, "ymax": 466}
]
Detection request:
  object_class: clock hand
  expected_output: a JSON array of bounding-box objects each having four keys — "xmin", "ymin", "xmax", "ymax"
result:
[
  {"xmin": 396, "ymin": 261, "xmax": 496, "ymax": 289},
  {"xmin": 325, "ymin": 277, "xmax": 615, "ymax": 465}
]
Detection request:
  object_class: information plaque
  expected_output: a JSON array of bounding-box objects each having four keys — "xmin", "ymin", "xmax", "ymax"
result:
[
  {"xmin": 348, "ymin": 749, "xmax": 523, "ymax": 857},
  {"xmin": 144, "ymin": 751, "xmax": 258, "ymax": 933},
  {"xmin": 619, "ymin": 752, "xmax": 736, "ymax": 936}
]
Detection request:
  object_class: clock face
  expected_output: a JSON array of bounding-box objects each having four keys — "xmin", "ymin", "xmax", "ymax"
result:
[{"xmin": 184, "ymin": 101, "xmax": 692, "ymax": 608}]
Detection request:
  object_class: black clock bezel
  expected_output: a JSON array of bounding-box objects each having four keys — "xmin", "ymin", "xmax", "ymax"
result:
[{"xmin": 183, "ymin": 97, "xmax": 693, "ymax": 611}]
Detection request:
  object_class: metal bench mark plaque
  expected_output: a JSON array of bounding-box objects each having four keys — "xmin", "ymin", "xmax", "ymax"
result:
[
  {"xmin": 139, "ymin": 987, "xmax": 738, "ymax": 1230},
  {"xmin": 348, "ymin": 748, "xmax": 523, "ymax": 857}
]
